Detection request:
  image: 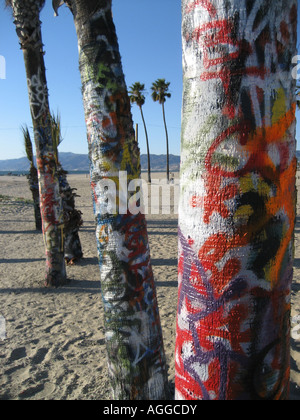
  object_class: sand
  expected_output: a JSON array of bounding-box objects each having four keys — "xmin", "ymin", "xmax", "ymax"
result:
[{"xmin": 0, "ymin": 172, "xmax": 299, "ymax": 400}]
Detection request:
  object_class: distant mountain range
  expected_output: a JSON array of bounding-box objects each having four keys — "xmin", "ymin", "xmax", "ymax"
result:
[
  {"xmin": 2, "ymin": 151, "xmax": 300, "ymax": 173},
  {"xmin": 0, "ymin": 152, "xmax": 181, "ymax": 173}
]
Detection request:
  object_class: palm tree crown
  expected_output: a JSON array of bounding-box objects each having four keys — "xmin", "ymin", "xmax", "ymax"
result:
[
  {"xmin": 129, "ymin": 82, "xmax": 146, "ymax": 108},
  {"xmin": 151, "ymin": 78, "xmax": 171, "ymax": 104}
]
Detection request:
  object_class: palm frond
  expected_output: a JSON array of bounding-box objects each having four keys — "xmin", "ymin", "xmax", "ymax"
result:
[
  {"xmin": 151, "ymin": 91, "xmax": 159, "ymax": 102},
  {"xmin": 52, "ymin": 0, "xmax": 64, "ymax": 16},
  {"xmin": 22, "ymin": 125, "xmax": 34, "ymax": 165},
  {"xmin": 52, "ymin": 0, "xmax": 73, "ymax": 16},
  {"xmin": 151, "ymin": 78, "xmax": 171, "ymax": 104},
  {"xmin": 50, "ymin": 111, "xmax": 62, "ymax": 164},
  {"xmin": 129, "ymin": 82, "xmax": 146, "ymax": 107}
]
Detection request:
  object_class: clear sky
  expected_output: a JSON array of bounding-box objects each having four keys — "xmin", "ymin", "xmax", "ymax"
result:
[
  {"xmin": 0, "ymin": 1, "xmax": 300, "ymax": 161},
  {"xmin": 0, "ymin": 0, "xmax": 182, "ymax": 160}
]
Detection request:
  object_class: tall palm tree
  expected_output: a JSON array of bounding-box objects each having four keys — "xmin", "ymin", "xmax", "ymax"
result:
[
  {"xmin": 129, "ymin": 82, "xmax": 151, "ymax": 183},
  {"xmin": 176, "ymin": 0, "xmax": 297, "ymax": 400},
  {"xmin": 8, "ymin": 0, "xmax": 66, "ymax": 287},
  {"xmin": 50, "ymin": 113, "xmax": 83, "ymax": 265},
  {"xmin": 151, "ymin": 78, "xmax": 171, "ymax": 182},
  {"xmin": 22, "ymin": 125, "xmax": 42, "ymax": 231},
  {"xmin": 55, "ymin": 0, "xmax": 168, "ymax": 400}
]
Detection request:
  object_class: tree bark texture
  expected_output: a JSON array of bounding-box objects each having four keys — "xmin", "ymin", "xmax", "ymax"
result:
[
  {"xmin": 57, "ymin": 167, "xmax": 83, "ymax": 264},
  {"xmin": 11, "ymin": 0, "xmax": 66, "ymax": 287},
  {"xmin": 69, "ymin": 0, "xmax": 168, "ymax": 399},
  {"xmin": 176, "ymin": 0, "xmax": 297, "ymax": 400},
  {"xmin": 27, "ymin": 165, "xmax": 42, "ymax": 231}
]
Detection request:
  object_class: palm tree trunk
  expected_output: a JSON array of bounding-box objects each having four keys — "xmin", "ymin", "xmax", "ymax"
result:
[
  {"xmin": 57, "ymin": 166, "xmax": 83, "ymax": 264},
  {"xmin": 176, "ymin": 0, "xmax": 297, "ymax": 400},
  {"xmin": 11, "ymin": 0, "xmax": 66, "ymax": 287},
  {"xmin": 68, "ymin": 0, "xmax": 168, "ymax": 399},
  {"xmin": 27, "ymin": 165, "xmax": 42, "ymax": 231},
  {"xmin": 140, "ymin": 107, "xmax": 151, "ymax": 183},
  {"xmin": 162, "ymin": 102, "xmax": 170, "ymax": 182}
]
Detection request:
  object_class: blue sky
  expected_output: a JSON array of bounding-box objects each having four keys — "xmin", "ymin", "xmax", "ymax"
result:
[
  {"xmin": 0, "ymin": 1, "xmax": 299, "ymax": 161},
  {"xmin": 0, "ymin": 0, "xmax": 182, "ymax": 160}
]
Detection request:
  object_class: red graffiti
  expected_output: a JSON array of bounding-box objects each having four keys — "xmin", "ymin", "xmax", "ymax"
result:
[
  {"xmin": 36, "ymin": 157, "xmax": 61, "ymax": 231},
  {"xmin": 185, "ymin": 0, "xmax": 217, "ymax": 17},
  {"xmin": 191, "ymin": 173, "xmax": 239, "ymax": 224},
  {"xmin": 199, "ymin": 232, "xmax": 244, "ymax": 296},
  {"xmin": 176, "ymin": 230, "xmax": 251, "ymax": 400},
  {"xmin": 191, "ymin": 20, "xmax": 241, "ymax": 66},
  {"xmin": 189, "ymin": 19, "xmax": 266, "ymax": 118}
]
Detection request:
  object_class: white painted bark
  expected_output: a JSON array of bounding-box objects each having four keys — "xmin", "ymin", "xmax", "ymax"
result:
[{"xmin": 176, "ymin": 0, "xmax": 297, "ymax": 400}]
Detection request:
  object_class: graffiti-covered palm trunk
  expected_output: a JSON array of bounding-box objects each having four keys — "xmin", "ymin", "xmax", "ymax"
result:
[
  {"xmin": 69, "ymin": 0, "xmax": 168, "ymax": 399},
  {"xmin": 11, "ymin": 0, "xmax": 66, "ymax": 287},
  {"xmin": 27, "ymin": 165, "xmax": 42, "ymax": 231},
  {"xmin": 176, "ymin": 0, "xmax": 297, "ymax": 400},
  {"xmin": 57, "ymin": 166, "xmax": 83, "ymax": 264}
]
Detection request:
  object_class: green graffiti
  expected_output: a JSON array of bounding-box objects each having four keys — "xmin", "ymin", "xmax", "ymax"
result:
[{"xmin": 96, "ymin": 63, "xmax": 119, "ymax": 94}]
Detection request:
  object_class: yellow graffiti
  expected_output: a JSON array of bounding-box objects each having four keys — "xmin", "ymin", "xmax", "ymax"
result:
[{"xmin": 272, "ymin": 88, "xmax": 288, "ymax": 125}]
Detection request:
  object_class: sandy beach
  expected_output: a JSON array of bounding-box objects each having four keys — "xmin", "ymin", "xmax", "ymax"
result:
[{"xmin": 0, "ymin": 172, "xmax": 299, "ymax": 400}]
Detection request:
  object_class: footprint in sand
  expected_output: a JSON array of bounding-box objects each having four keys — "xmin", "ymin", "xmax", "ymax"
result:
[
  {"xmin": 44, "ymin": 320, "xmax": 63, "ymax": 334},
  {"xmin": 9, "ymin": 347, "xmax": 27, "ymax": 361},
  {"xmin": 31, "ymin": 347, "xmax": 49, "ymax": 365},
  {"xmin": 18, "ymin": 382, "xmax": 56, "ymax": 400}
]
